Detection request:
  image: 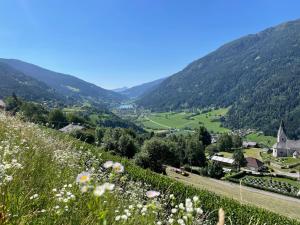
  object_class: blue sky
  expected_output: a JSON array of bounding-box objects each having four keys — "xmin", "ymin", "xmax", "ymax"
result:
[{"xmin": 0, "ymin": 0, "xmax": 299, "ymax": 89}]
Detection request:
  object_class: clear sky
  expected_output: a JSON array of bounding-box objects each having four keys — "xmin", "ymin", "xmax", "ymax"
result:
[{"xmin": 0, "ymin": 0, "xmax": 299, "ymax": 89}]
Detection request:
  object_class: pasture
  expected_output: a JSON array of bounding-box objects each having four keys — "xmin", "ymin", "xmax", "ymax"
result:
[{"xmin": 138, "ymin": 108, "xmax": 230, "ymax": 133}]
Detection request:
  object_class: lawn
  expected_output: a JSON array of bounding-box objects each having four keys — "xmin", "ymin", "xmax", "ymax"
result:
[
  {"xmin": 219, "ymin": 148, "xmax": 263, "ymax": 160},
  {"xmin": 138, "ymin": 108, "xmax": 230, "ymax": 133}
]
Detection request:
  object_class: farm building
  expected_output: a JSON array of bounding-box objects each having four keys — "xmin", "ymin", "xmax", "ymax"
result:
[
  {"xmin": 245, "ymin": 157, "xmax": 264, "ymax": 172},
  {"xmin": 59, "ymin": 124, "xmax": 84, "ymax": 133},
  {"xmin": 242, "ymin": 141, "xmax": 257, "ymax": 148},
  {"xmin": 211, "ymin": 156, "xmax": 234, "ymax": 166},
  {"xmin": 0, "ymin": 99, "xmax": 6, "ymax": 110}
]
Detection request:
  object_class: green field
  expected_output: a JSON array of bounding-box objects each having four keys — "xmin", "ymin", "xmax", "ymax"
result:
[
  {"xmin": 139, "ymin": 108, "xmax": 230, "ymax": 133},
  {"xmin": 245, "ymin": 132, "xmax": 276, "ymax": 147},
  {"xmin": 219, "ymin": 148, "xmax": 263, "ymax": 160}
]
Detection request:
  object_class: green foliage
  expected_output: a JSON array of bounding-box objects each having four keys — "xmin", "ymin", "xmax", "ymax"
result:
[
  {"xmin": 232, "ymin": 135, "xmax": 242, "ymax": 148},
  {"xmin": 217, "ymin": 133, "xmax": 233, "ymax": 151},
  {"xmin": 232, "ymin": 149, "xmax": 245, "ymax": 170},
  {"xmin": 70, "ymin": 129, "xmax": 95, "ymax": 144},
  {"xmin": 207, "ymin": 162, "xmax": 224, "ymax": 179},
  {"xmin": 195, "ymin": 126, "xmax": 211, "ymax": 146},
  {"xmin": 185, "ymin": 137, "xmax": 206, "ymax": 167},
  {"xmin": 102, "ymin": 128, "xmax": 138, "ymax": 158},
  {"xmin": 48, "ymin": 109, "xmax": 68, "ymax": 129},
  {"xmin": 135, "ymin": 138, "xmax": 179, "ymax": 173},
  {"xmin": 206, "ymin": 144, "xmax": 219, "ymax": 156}
]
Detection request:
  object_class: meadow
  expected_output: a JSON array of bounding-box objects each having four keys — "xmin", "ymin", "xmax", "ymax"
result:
[
  {"xmin": 245, "ymin": 133, "xmax": 276, "ymax": 147},
  {"xmin": 1, "ymin": 112, "xmax": 299, "ymax": 225},
  {"xmin": 138, "ymin": 108, "xmax": 230, "ymax": 133}
]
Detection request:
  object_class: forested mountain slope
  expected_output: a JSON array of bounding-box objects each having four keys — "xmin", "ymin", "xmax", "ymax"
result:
[
  {"xmin": 138, "ymin": 19, "xmax": 300, "ymax": 137},
  {"xmin": 0, "ymin": 62, "xmax": 63, "ymax": 102},
  {"xmin": 119, "ymin": 77, "xmax": 166, "ymax": 99},
  {"xmin": 0, "ymin": 58, "xmax": 126, "ymax": 106}
]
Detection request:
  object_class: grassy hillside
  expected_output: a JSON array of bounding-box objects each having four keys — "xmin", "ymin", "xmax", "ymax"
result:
[
  {"xmin": 138, "ymin": 108, "xmax": 229, "ymax": 133},
  {"xmin": 1, "ymin": 113, "xmax": 299, "ymax": 224}
]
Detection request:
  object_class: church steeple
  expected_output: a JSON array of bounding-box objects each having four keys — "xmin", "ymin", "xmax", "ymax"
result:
[{"xmin": 277, "ymin": 120, "xmax": 287, "ymax": 143}]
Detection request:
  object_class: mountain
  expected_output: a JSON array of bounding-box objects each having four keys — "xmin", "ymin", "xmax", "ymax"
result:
[
  {"xmin": 138, "ymin": 19, "xmax": 300, "ymax": 137},
  {"xmin": 112, "ymin": 87, "xmax": 129, "ymax": 93},
  {"xmin": 119, "ymin": 77, "xmax": 166, "ymax": 99},
  {"xmin": 0, "ymin": 59, "xmax": 126, "ymax": 106},
  {"xmin": 0, "ymin": 62, "xmax": 63, "ymax": 102}
]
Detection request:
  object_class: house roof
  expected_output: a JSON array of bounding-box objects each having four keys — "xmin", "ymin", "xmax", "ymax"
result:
[
  {"xmin": 59, "ymin": 124, "xmax": 84, "ymax": 133},
  {"xmin": 243, "ymin": 141, "xmax": 257, "ymax": 146},
  {"xmin": 245, "ymin": 157, "xmax": 264, "ymax": 169},
  {"xmin": 211, "ymin": 156, "xmax": 234, "ymax": 164}
]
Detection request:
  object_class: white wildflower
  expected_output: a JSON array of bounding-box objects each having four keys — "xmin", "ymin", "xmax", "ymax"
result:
[{"xmin": 146, "ymin": 190, "xmax": 160, "ymax": 198}]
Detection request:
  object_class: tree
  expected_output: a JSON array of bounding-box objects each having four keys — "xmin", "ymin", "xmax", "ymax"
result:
[
  {"xmin": 48, "ymin": 109, "xmax": 67, "ymax": 129},
  {"xmin": 207, "ymin": 161, "xmax": 224, "ymax": 179},
  {"xmin": 217, "ymin": 133, "xmax": 233, "ymax": 151},
  {"xmin": 4, "ymin": 95, "xmax": 21, "ymax": 113},
  {"xmin": 185, "ymin": 137, "xmax": 206, "ymax": 167},
  {"xmin": 20, "ymin": 102, "xmax": 48, "ymax": 124},
  {"xmin": 95, "ymin": 127, "xmax": 106, "ymax": 145},
  {"xmin": 117, "ymin": 134, "xmax": 137, "ymax": 158},
  {"xmin": 102, "ymin": 128, "xmax": 138, "ymax": 158},
  {"xmin": 232, "ymin": 149, "xmax": 245, "ymax": 171},
  {"xmin": 67, "ymin": 113, "xmax": 85, "ymax": 124},
  {"xmin": 135, "ymin": 138, "xmax": 179, "ymax": 173},
  {"xmin": 206, "ymin": 144, "xmax": 219, "ymax": 157},
  {"xmin": 232, "ymin": 135, "xmax": 243, "ymax": 148},
  {"xmin": 196, "ymin": 126, "xmax": 211, "ymax": 146}
]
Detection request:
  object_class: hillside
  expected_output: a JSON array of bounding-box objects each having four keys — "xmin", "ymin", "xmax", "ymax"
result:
[
  {"xmin": 137, "ymin": 19, "xmax": 300, "ymax": 137},
  {"xmin": 0, "ymin": 62, "xmax": 63, "ymax": 102},
  {"xmin": 119, "ymin": 77, "xmax": 166, "ymax": 99},
  {"xmin": 1, "ymin": 112, "xmax": 299, "ymax": 225},
  {"xmin": 0, "ymin": 58, "xmax": 126, "ymax": 106}
]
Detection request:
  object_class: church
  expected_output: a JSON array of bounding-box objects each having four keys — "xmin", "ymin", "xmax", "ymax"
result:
[{"xmin": 273, "ymin": 121, "xmax": 300, "ymax": 158}]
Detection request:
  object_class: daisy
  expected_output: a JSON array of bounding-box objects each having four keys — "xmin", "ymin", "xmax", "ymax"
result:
[
  {"xmin": 146, "ymin": 190, "xmax": 160, "ymax": 198},
  {"xmin": 93, "ymin": 185, "xmax": 106, "ymax": 197},
  {"xmin": 103, "ymin": 161, "xmax": 114, "ymax": 169},
  {"xmin": 112, "ymin": 162, "xmax": 124, "ymax": 173},
  {"xmin": 76, "ymin": 172, "xmax": 91, "ymax": 184}
]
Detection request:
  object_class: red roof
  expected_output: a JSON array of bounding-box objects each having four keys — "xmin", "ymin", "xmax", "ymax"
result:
[{"xmin": 245, "ymin": 157, "xmax": 264, "ymax": 169}]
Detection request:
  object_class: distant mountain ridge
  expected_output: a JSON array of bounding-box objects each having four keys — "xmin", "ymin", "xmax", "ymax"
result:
[
  {"xmin": 118, "ymin": 77, "xmax": 166, "ymax": 99},
  {"xmin": 0, "ymin": 62, "xmax": 63, "ymax": 103},
  {"xmin": 137, "ymin": 18, "xmax": 300, "ymax": 137},
  {"xmin": 0, "ymin": 58, "xmax": 126, "ymax": 106},
  {"xmin": 112, "ymin": 87, "xmax": 129, "ymax": 93}
]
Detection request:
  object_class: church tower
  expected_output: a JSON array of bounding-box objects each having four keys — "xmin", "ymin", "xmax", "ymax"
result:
[{"xmin": 277, "ymin": 120, "xmax": 287, "ymax": 143}]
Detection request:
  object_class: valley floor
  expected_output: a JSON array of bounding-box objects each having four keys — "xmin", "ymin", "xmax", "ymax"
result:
[{"xmin": 167, "ymin": 167, "xmax": 300, "ymax": 220}]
